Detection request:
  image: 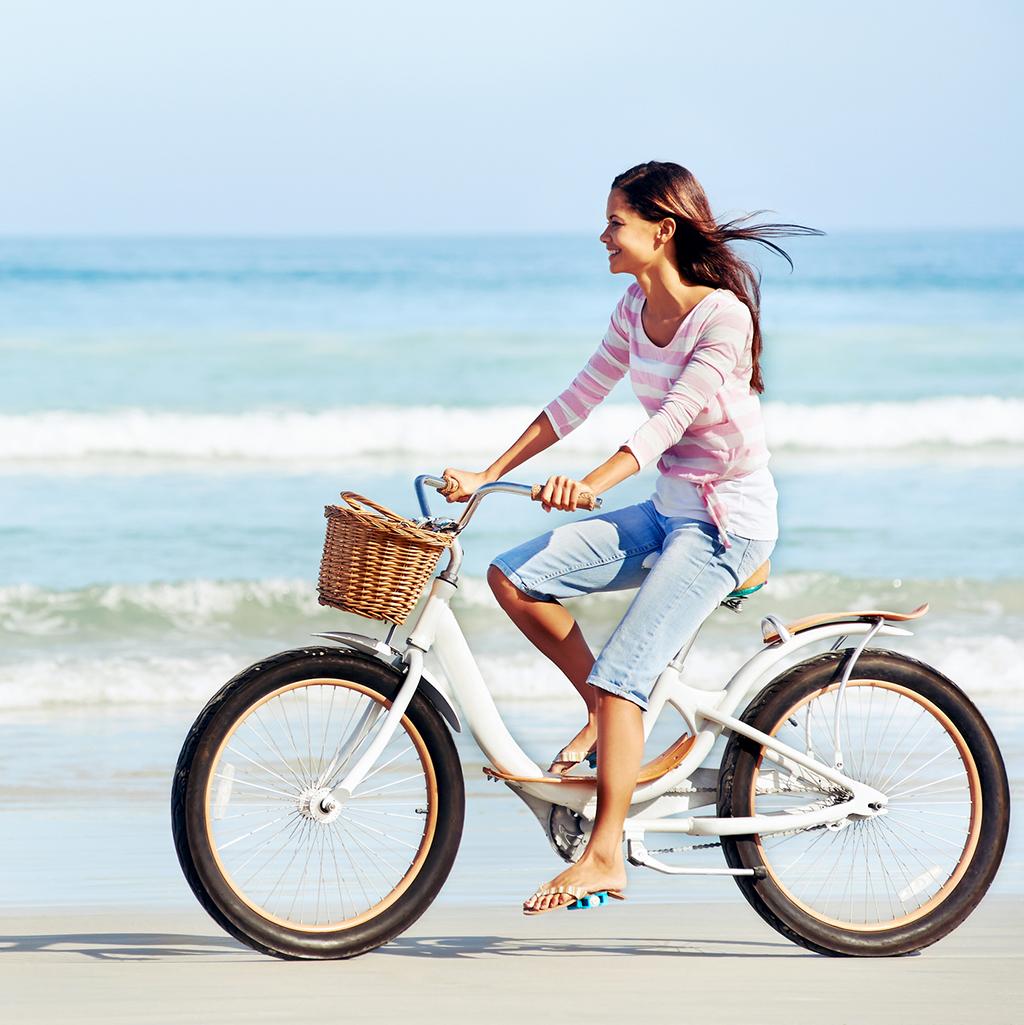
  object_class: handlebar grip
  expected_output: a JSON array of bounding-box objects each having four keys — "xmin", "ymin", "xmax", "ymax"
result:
[{"xmin": 530, "ymin": 484, "xmax": 599, "ymax": 510}]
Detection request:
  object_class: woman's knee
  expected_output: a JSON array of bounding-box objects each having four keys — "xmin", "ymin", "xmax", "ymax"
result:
[
  {"xmin": 487, "ymin": 562, "xmax": 520, "ymax": 601},
  {"xmin": 488, "ymin": 562, "xmax": 559, "ymax": 610}
]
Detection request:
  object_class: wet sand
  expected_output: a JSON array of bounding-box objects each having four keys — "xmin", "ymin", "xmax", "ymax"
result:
[{"xmin": 2, "ymin": 898, "xmax": 1020, "ymax": 1024}]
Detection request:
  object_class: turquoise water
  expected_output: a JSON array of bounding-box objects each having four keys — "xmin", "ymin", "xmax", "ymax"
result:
[
  {"xmin": 0, "ymin": 232, "xmax": 1021, "ymax": 906},
  {"xmin": 2, "ymin": 233, "xmax": 1023, "ymax": 414}
]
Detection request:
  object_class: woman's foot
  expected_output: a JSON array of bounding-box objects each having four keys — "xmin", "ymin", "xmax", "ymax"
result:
[
  {"xmin": 522, "ymin": 853, "xmax": 627, "ymax": 914},
  {"xmin": 548, "ymin": 720, "xmax": 598, "ymax": 774},
  {"xmin": 547, "ymin": 747, "xmax": 596, "ymax": 774}
]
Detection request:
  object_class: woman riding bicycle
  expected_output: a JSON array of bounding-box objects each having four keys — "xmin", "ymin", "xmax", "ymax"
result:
[{"xmin": 441, "ymin": 161, "xmax": 822, "ymax": 915}]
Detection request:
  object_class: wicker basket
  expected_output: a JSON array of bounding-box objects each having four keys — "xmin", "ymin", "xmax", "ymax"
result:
[{"xmin": 317, "ymin": 491, "xmax": 455, "ymax": 625}]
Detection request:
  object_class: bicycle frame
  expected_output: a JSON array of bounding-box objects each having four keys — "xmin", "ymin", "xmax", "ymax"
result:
[{"xmin": 323, "ymin": 475, "xmax": 914, "ymax": 848}]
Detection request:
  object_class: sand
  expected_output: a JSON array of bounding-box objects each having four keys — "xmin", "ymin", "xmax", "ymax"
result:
[{"xmin": 2, "ymin": 897, "xmax": 1020, "ymax": 1025}]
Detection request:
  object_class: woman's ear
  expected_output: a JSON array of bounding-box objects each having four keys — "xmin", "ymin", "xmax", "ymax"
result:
[{"xmin": 656, "ymin": 216, "xmax": 676, "ymax": 245}]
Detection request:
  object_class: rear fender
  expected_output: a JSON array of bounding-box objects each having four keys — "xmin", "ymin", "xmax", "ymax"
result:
[{"xmin": 311, "ymin": 631, "xmax": 461, "ymax": 733}]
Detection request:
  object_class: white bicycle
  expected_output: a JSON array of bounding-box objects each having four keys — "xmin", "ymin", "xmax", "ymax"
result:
[{"xmin": 172, "ymin": 473, "xmax": 1009, "ymax": 959}]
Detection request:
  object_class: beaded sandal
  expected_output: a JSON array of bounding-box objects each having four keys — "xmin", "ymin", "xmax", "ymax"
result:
[
  {"xmin": 523, "ymin": 883, "xmax": 626, "ymax": 916},
  {"xmin": 547, "ymin": 748, "xmax": 598, "ymax": 775}
]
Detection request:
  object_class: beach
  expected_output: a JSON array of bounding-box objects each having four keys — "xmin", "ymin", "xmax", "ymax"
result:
[
  {"xmin": 1, "ymin": 232, "xmax": 1022, "ymax": 1017},
  {"xmin": 1, "ymin": 699, "xmax": 1021, "ymax": 1023},
  {"xmin": 3, "ymin": 899, "xmax": 1021, "ymax": 1024}
]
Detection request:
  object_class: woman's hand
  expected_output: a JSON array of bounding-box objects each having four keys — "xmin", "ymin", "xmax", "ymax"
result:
[
  {"xmin": 439, "ymin": 467, "xmax": 493, "ymax": 503},
  {"xmin": 537, "ymin": 474, "xmax": 593, "ymax": 512}
]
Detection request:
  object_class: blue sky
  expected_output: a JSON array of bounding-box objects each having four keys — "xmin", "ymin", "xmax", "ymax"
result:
[{"xmin": 1, "ymin": 1, "xmax": 1021, "ymax": 234}]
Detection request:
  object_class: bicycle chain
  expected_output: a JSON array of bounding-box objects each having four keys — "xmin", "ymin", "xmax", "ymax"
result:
[
  {"xmin": 650, "ymin": 840, "xmax": 722, "ymax": 854},
  {"xmin": 649, "ymin": 822, "xmax": 828, "ymax": 855}
]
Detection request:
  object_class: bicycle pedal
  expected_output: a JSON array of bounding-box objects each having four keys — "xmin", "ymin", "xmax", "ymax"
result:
[{"xmin": 567, "ymin": 891, "xmax": 609, "ymax": 910}]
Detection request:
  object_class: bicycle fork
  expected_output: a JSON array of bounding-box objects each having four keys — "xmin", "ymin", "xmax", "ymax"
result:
[{"xmin": 317, "ymin": 647, "xmax": 426, "ymax": 813}]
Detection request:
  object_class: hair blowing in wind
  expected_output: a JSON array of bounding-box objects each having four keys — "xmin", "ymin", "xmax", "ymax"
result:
[{"xmin": 612, "ymin": 161, "xmax": 825, "ymax": 394}]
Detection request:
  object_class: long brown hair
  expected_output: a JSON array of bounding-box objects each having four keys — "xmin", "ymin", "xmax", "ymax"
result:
[{"xmin": 612, "ymin": 161, "xmax": 824, "ymax": 394}]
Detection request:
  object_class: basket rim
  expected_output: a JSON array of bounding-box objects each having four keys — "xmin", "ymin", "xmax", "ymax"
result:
[{"xmin": 324, "ymin": 491, "xmax": 454, "ymax": 548}]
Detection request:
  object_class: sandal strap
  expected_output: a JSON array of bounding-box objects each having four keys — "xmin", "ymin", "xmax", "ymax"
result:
[
  {"xmin": 527, "ymin": 884, "xmax": 584, "ymax": 902},
  {"xmin": 551, "ymin": 749, "xmax": 589, "ymax": 763}
]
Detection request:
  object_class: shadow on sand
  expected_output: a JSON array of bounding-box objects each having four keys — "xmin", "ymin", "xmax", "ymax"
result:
[
  {"xmin": 0, "ymin": 932, "xmax": 250, "ymax": 961},
  {"xmin": 0, "ymin": 930, "xmax": 808, "ymax": 961},
  {"xmin": 379, "ymin": 934, "xmax": 808, "ymax": 959}
]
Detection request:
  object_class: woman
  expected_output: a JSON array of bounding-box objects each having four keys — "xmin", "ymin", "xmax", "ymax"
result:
[{"xmin": 441, "ymin": 161, "xmax": 822, "ymax": 915}]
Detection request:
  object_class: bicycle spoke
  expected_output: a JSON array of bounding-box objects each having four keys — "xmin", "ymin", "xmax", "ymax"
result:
[
  {"xmin": 225, "ymin": 743, "xmax": 301, "ymax": 792},
  {"xmin": 241, "ymin": 712, "xmax": 308, "ymax": 790},
  {"xmin": 213, "ymin": 773, "xmax": 298, "ymax": 801},
  {"xmin": 218, "ymin": 813, "xmax": 294, "ymax": 852},
  {"xmin": 343, "ymin": 811, "xmax": 421, "ymax": 852},
  {"xmin": 881, "ymin": 743, "xmax": 958, "ymax": 796},
  {"xmin": 887, "ymin": 773, "xmax": 967, "ymax": 801}
]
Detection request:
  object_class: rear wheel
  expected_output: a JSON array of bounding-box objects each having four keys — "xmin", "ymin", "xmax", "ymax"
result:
[
  {"xmin": 172, "ymin": 648, "xmax": 465, "ymax": 959},
  {"xmin": 718, "ymin": 649, "xmax": 1009, "ymax": 956}
]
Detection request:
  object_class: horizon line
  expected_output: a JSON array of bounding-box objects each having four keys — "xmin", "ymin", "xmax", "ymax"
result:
[{"xmin": 0, "ymin": 225, "xmax": 1021, "ymax": 241}]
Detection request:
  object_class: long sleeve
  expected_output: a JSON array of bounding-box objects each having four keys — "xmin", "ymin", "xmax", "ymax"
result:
[
  {"xmin": 623, "ymin": 300, "xmax": 752, "ymax": 468},
  {"xmin": 542, "ymin": 295, "xmax": 631, "ymax": 438}
]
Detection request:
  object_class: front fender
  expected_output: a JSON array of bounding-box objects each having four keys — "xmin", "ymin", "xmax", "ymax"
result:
[{"xmin": 311, "ymin": 631, "xmax": 461, "ymax": 733}]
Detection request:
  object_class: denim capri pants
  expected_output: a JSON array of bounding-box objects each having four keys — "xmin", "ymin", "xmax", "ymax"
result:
[{"xmin": 489, "ymin": 499, "xmax": 776, "ymax": 709}]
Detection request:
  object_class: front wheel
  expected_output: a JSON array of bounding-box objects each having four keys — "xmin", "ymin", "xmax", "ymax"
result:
[
  {"xmin": 172, "ymin": 648, "xmax": 465, "ymax": 959},
  {"xmin": 718, "ymin": 648, "xmax": 1009, "ymax": 956}
]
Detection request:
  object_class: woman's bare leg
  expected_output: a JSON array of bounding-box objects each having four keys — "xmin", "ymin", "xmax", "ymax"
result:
[
  {"xmin": 487, "ymin": 564, "xmax": 599, "ymax": 760},
  {"xmin": 524, "ymin": 691, "xmax": 643, "ymax": 911}
]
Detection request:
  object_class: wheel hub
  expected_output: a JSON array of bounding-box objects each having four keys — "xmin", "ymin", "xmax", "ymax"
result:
[{"xmin": 297, "ymin": 786, "xmax": 344, "ymax": 823}]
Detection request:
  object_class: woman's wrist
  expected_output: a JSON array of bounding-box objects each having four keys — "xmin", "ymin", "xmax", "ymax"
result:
[{"xmin": 582, "ymin": 448, "xmax": 640, "ymax": 495}]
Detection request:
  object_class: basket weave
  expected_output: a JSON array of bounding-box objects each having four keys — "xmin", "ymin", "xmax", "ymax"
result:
[{"xmin": 317, "ymin": 492, "xmax": 455, "ymax": 625}]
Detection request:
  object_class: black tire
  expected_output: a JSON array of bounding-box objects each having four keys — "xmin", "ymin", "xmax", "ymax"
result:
[
  {"xmin": 172, "ymin": 647, "xmax": 465, "ymax": 959},
  {"xmin": 718, "ymin": 648, "xmax": 1009, "ymax": 956}
]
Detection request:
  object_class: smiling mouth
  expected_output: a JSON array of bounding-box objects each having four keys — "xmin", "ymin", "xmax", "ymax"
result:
[{"xmin": 607, "ymin": 249, "xmax": 621, "ymax": 256}]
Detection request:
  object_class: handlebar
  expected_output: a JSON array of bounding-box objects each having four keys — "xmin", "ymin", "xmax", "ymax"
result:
[{"xmin": 414, "ymin": 473, "xmax": 602, "ymax": 535}]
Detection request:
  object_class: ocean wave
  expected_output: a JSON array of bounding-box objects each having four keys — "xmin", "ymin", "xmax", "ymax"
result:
[
  {"xmin": 3, "ymin": 573, "xmax": 1023, "ymax": 640},
  {"xmin": 0, "ymin": 398, "xmax": 1021, "ymax": 465},
  {"xmin": 2, "ymin": 634, "xmax": 1021, "ymax": 712},
  {"xmin": 1, "ymin": 573, "xmax": 1022, "ymax": 711}
]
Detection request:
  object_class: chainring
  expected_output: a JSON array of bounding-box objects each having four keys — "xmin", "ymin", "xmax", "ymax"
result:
[{"xmin": 546, "ymin": 804, "xmax": 591, "ymax": 864}]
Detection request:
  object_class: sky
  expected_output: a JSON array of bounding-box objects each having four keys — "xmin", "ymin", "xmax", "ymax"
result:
[{"xmin": 1, "ymin": 0, "xmax": 1021, "ymax": 235}]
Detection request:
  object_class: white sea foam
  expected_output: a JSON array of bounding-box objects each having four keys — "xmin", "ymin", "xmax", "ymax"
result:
[
  {"xmin": 1, "ymin": 632, "xmax": 1021, "ymax": 712},
  {"xmin": 0, "ymin": 397, "xmax": 1021, "ymax": 467},
  {"xmin": 0, "ymin": 652, "xmax": 248, "ymax": 710},
  {"xmin": 2, "ymin": 574, "xmax": 1021, "ymax": 710},
  {"xmin": 0, "ymin": 578, "xmax": 319, "ymax": 637},
  {"xmin": 4, "ymin": 573, "xmax": 1024, "ymax": 639}
]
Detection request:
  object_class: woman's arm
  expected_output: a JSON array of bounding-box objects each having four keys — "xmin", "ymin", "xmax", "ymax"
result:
[
  {"xmin": 441, "ymin": 411, "xmax": 559, "ymax": 502},
  {"xmin": 536, "ymin": 445, "xmax": 640, "ymax": 512},
  {"xmin": 444, "ymin": 416, "xmax": 641, "ymax": 510},
  {"xmin": 443, "ymin": 294, "xmax": 632, "ymax": 503},
  {"xmin": 583, "ymin": 446, "xmax": 641, "ymax": 494},
  {"xmin": 484, "ymin": 410, "xmax": 559, "ymax": 481},
  {"xmin": 543, "ymin": 300, "xmax": 631, "ymax": 439}
]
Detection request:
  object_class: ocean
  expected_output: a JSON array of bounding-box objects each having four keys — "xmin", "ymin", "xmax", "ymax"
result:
[{"xmin": 1, "ymin": 231, "xmax": 1021, "ymax": 908}]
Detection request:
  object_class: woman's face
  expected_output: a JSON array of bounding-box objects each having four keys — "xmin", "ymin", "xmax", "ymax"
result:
[{"xmin": 600, "ymin": 188, "xmax": 668, "ymax": 275}]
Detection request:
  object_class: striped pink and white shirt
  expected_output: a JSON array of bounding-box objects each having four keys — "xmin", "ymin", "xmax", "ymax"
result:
[{"xmin": 543, "ymin": 284, "xmax": 776, "ymax": 548}]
